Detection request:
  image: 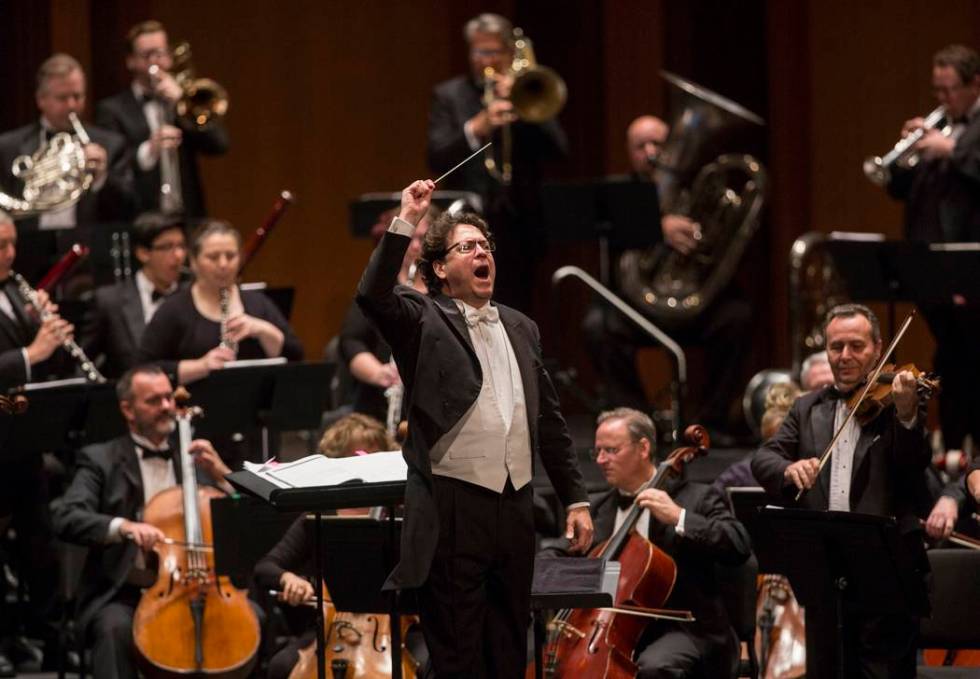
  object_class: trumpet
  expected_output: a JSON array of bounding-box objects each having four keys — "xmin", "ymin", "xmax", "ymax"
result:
[
  {"xmin": 13, "ymin": 273, "xmax": 105, "ymax": 383},
  {"xmin": 0, "ymin": 112, "xmax": 93, "ymax": 216},
  {"xmin": 482, "ymin": 28, "xmax": 566, "ymax": 185},
  {"xmin": 863, "ymin": 106, "xmax": 950, "ymax": 186}
]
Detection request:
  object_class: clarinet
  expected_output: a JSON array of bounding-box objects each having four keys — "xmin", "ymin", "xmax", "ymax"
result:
[
  {"xmin": 13, "ymin": 273, "xmax": 105, "ymax": 383},
  {"xmin": 218, "ymin": 286, "xmax": 239, "ymax": 354}
]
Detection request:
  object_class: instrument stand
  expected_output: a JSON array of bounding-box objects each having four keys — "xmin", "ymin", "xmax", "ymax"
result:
[
  {"xmin": 750, "ymin": 507, "xmax": 924, "ymax": 679},
  {"xmin": 226, "ymin": 471, "xmax": 406, "ymax": 679},
  {"xmin": 528, "ymin": 556, "xmax": 618, "ymax": 679}
]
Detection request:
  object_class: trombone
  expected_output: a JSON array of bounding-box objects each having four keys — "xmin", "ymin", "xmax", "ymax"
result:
[{"xmin": 482, "ymin": 28, "xmax": 566, "ymax": 185}]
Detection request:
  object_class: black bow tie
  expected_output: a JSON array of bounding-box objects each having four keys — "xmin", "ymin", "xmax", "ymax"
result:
[
  {"xmin": 44, "ymin": 128, "xmax": 59, "ymax": 141},
  {"xmin": 615, "ymin": 492, "xmax": 636, "ymax": 511},
  {"xmin": 151, "ymin": 289, "xmax": 173, "ymax": 303},
  {"xmin": 140, "ymin": 446, "xmax": 172, "ymax": 461}
]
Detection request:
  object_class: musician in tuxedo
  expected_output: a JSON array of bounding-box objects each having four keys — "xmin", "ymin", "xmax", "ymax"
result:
[
  {"xmin": 887, "ymin": 44, "xmax": 980, "ymax": 456},
  {"xmin": 427, "ymin": 12, "xmax": 568, "ymax": 312},
  {"xmin": 751, "ymin": 303, "xmax": 931, "ymax": 679},
  {"xmin": 356, "ymin": 180, "xmax": 593, "ymax": 677},
  {"xmin": 80, "ymin": 212, "xmax": 187, "ymax": 379},
  {"xmin": 0, "ymin": 54, "xmax": 135, "ymax": 286},
  {"xmin": 582, "ymin": 115, "xmax": 752, "ymax": 440},
  {"xmin": 546, "ymin": 408, "xmax": 750, "ymax": 679},
  {"xmin": 96, "ymin": 20, "xmax": 229, "ymax": 218},
  {"xmin": 51, "ymin": 365, "xmax": 233, "ymax": 679}
]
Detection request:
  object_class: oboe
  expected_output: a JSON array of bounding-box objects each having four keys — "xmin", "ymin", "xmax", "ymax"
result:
[
  {"xmin": 13, "ymin": 273, "xmax": 105, "ymax": 383},
  {"xmin": 218, "ymin": 286, "xmax": 238, "ymax": 354}
]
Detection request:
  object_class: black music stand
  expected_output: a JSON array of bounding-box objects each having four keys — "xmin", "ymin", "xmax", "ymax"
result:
[
  {"xmin": 2, "ymin": 379, "xmax": 124, "ymax": 454},
  {"xmin": 210, "ymin": 494, "xmax": 303, "ymax": 589},
  {"xmin": 226, "ymin": 470, "xmax": 406, "ymax": 679},
  {"xmin": 529, "ymin": 556, "xmax": 618, "ymax": 679},
  {"xmin": 349, "ymin": 191, "xmax": 484, "ymax": 238},
  {"xmin": 540, "ymin": 177, "xmax": 660, "ymax": 284},
  {"xmin": 751, "ymin": 507, "xmax": 923, "ymax": 679}
]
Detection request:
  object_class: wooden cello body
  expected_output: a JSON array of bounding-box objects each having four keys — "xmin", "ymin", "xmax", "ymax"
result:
[{"xmin": 132, "ymin": 401, "xmax": 260, "ymax": 678}]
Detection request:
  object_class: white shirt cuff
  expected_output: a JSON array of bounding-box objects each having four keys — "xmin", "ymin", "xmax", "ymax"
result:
[
  {"xmin": 566, "ymin": 501, "xmax": 590, "ymax": 511},
  {"xmin": 107, "ymin": 517, "xmax": 125, "ymax": 543},
  {"xmin": 20, "ymin": 348, "xmax": 30, "ymax": 382},
  {"xmin": 463, "ymin": 120, "xmax": 481, "ymax": 151},
  {"xmin": 675, "ymin": 508, "xmax": 687, "ymax": 535},
  {"xmin": 388, "ymin": 216, "xmax": 416, "ymax": 237},
  {"xmin": 137, "ymin": 140, "xmax": 158, "ymax": 171}
]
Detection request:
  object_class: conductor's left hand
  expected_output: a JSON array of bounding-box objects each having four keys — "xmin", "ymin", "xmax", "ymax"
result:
[
  {"xmin": 399, "ymin": 179, "xmax": 435, "ymax": 226},
  {"xmin": 565, "ymin": 506, "xmax": 594, "ymax": 554}
]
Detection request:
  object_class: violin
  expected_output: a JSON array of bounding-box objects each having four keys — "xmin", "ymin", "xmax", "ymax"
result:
[
  {"xmin": 846, "ymin": 362, "xmax": 940, "ymax": 426},
  {"xmin": 132, "ymin": 389, "xmax": 261, "ymax": 678},
  {"xmin": 535, "ymin": 425, "xmax": 708, "ymax": 678}
]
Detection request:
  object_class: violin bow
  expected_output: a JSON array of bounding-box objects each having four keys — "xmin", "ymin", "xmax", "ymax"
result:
[{"xmin": 796, "ymin": 309, "xmax": 916, "ymax": 501}]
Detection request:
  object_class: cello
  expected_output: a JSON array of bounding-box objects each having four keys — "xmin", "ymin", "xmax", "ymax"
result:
[
  {"xmin": 539, "ymin": 425, "xmax": 709, "ymax": 678},
  {"xmin": 132, "ymin": 390, "xmax": 261, "ymax": 678}
]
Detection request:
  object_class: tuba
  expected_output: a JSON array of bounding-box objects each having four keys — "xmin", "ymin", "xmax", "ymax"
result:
[
  {"xmin": 483, "ymin": 28, "xmax": 566, "ymax": 185},
  {"xmin": 0, "ymin": 112, "xmax": 93, "ymax": 217},
  {"xmin": 617, "ymin": 72, "xmax": 766, "ymax": 323}
]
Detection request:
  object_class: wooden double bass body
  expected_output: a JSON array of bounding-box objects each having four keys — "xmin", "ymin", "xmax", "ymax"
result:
[
  {"xmin": 132, "ymin": 401, "xmax": 260, "ymax": 678},
  {"xmin": 538, "ymin": 426, "xmax": 709, "ymax": 678}
]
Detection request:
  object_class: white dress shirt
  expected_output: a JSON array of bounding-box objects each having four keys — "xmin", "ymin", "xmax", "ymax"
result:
[{"xmin": 106, "ymin": 435, "xmax": 176, "ymax": 542}]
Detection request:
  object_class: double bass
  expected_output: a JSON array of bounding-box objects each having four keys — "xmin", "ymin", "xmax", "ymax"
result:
[
  {"xmin": 132, "ymin": 391, "xmax": 260, "ymax": 678},
  {"xmin": 538, "ymin": 425, "xmax": 709, "ymax": 677}
]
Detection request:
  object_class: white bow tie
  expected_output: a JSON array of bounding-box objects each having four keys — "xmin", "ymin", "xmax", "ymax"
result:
[{"xmin": 464, "ymin": 305, "xmax": 500, "ymax": 327}]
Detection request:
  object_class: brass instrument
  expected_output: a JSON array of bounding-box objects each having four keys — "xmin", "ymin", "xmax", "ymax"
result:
[
  {"xmin": 148, "ymin": 63, "xmax": 184, "ymax": 215},
  {"xmin": 0, "ymin": 112, "xmax": 93, "ymax": 217},
  {"xmin": 617, "ymin": 72, "xmax": 766, "ymax": 323},
  {"xmin": 169, "ymin": 41, "xmax": 229, "ymax": 130},
  {"xmin": 13, "ymin": 272, "xmax": 105, "ymax": 383},
  {"xmin": 863, "ymin": 106, "xmax": 950, "ymax": 186},
  {"xmin": 482, "ymin": 28, "xmax": 566, "ymax": 185},
  {"xmin": 218, "ymin": 286, "xmax": 238, "ymax": 354}
]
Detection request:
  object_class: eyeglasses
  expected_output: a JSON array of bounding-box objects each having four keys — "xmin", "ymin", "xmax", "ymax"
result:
[
  {"xmin": 136, "ymin": 48, "xmax": 171, "ymax": 60},
  {"xmin": 150, "ymin": 242, "xmax": 187, "ymax": 253},
  {"xmin": 446, "ymin": 238, "xmax": 495, "ymax": 255},
  {"xmin": 471, "ymin": 48, "xmax": 509, "ymax": 58},
  {"xmin": 588, "ymin": 443, "xmax": 632, "ymax": 461}
]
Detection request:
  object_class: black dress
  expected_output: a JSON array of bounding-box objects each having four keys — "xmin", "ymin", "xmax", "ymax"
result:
[
  {"xmin": 138, "ymin": 287, "xmax": 304, "ymax": 376},
  {"xmin": 338, "ymin": 300, "xmax": 391, "ymax": 422}
]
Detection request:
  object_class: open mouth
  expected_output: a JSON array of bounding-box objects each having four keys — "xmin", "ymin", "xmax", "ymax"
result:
[{"xmin": 474, "ymin": 264, "xmax": 491, "ymax": 280}]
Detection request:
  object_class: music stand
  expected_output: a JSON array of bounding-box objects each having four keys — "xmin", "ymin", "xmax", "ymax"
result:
[
  {"xmin": 226, "ymin": 471, "xmax": 406, "ymax": 679},
  {"xmin": 210, "ymin": 494, "xmax": 303, "ymax": 589},
  {"xmin": 751, "ymin": 507, "xmax": 923, "ymax": 679},
  {"xmin": 540, "ymin": 178, "xmax": 660, "ymax": 285},
  {"xmin": 349, "ymin": 191, "xmax": 484, "ymax": 238}
]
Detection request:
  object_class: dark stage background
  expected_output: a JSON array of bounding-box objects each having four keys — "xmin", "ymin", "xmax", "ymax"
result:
[{"xmin": 3, "ymin": 0, "xmax": 980, "ymax": 415}]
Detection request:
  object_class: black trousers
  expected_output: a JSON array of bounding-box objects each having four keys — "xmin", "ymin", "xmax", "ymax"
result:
[{"xmin": 418, "ymin": 476, "xmax": 534, "ymax": 679}]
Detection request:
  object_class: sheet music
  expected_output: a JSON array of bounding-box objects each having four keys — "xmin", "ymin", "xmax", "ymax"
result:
[{"xmin": 243, "ymin": 451, "xmax": 407, "ymax": 489}]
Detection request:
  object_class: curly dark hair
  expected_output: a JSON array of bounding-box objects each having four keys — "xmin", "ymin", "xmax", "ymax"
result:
[{"xmin": 418, "ymin": 211, "xmax": 492, "ymax": 295}]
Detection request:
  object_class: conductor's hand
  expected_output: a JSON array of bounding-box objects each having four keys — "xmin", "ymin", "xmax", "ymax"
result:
[
  {"xmin": 399, "ymin": 180, "xmax": 435, "ymax": 226},
  {"xmin": 565, "ymin": 506, "xmax": 594, "ymax": 554},
  {"xmin": 891, "ymin": 370, "xmax": 918, "ymax": 422},
  {"xmin": 925, "ymin": 495, "xmax": 958, "ymax": 541},
  {"xmin": 784, "ymin": 457, "xmax": 820, "ymax": 492},
  {"xmin": 279, "ymin": 572, "xmax": 314, "ymax": 607},
  {"xmin": 120, "ymin": 519, "xmax": 165, "ymax": 551},
  {"xmin": 661, "ymin": 214, "xmax": 701, "ymax": 255},
  {"xmin": 636, "ymin": 488, "xmax": 682, "ymax": 526},
  {"xmin": 190, "ymin": 438, "xmax": 231, "ymax": 482}
]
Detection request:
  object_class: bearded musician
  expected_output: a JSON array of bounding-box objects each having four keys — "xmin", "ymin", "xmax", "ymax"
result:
[
  {"xmin": 751, "ymin": 303, "xmax": 931, "ymax": 679},
  {"xmin": 547, "ymin": 407, "xmax": 750, "ymax": 679}
]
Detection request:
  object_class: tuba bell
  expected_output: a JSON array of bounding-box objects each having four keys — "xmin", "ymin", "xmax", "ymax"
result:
[{"xmin": 617, "ymin": 72, "xmax": 767, "ymax": 323}]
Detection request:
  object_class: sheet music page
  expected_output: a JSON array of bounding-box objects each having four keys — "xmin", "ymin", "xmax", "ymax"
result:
[{"xmin": 245, "ymin": 451, "xmax": 407, "ymax": 489}]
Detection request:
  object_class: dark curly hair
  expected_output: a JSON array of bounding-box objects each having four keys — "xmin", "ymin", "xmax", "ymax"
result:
[{"xmin": 418, "ymin": 211, "xmax": 492, "ymax": 295}]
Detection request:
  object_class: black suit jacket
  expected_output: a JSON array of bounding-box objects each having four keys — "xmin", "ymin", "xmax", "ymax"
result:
[
  {"xmin": 887, "ymin": 113, "xmax": 980, "ymax": 243},
  {"xmin": 51, "ymin": 434, "xmax": 209, "ymax": 631},
  {"xmin": 751, "ymin": 386, "xmax": 931, "ymax": 615},
  {"xmin": 356, "ymin": 229, "xmax": 588, "ymax": 589},
  {"xmin": 427, "ymin": 75, "xmax": 568, "ymax": 215},
  {"xmin": 96, "ymin": 89, "xmax": 229, "ymax": 218},
  {"xmin": 0, "ymin": 277, "xmax": 39, "ymax": 389},
  {"xmin": 0, "ymin": 121, "xmax": 137, "ymax": 283}
]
